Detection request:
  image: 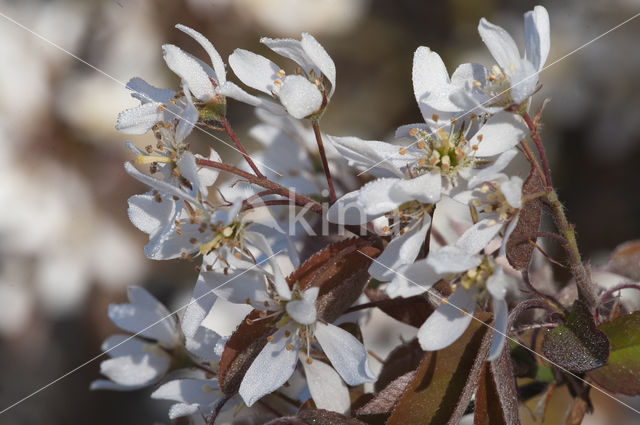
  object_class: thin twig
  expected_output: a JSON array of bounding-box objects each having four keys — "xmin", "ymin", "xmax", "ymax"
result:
[
  {"xmin": 311, "ymin": 119, "xmax": 337, "ymax": 203},
  {"xmin": 220, "ymin": 116, "xmax": 265, "ymax": 178}
]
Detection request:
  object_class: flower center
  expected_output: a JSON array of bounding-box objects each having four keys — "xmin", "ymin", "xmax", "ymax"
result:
[{"xmin": 471, "ymin": 183, "xmax": 519, "ymax": 222}]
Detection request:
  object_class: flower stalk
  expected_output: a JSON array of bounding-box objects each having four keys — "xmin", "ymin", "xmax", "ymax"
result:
[{"xmin": 311, "ymin": 119, "xmax": 337, "ymax": 203}]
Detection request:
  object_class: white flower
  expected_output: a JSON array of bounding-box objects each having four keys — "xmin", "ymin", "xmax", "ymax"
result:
[
  {"xmin": 410, "ymin": 6, "xmax": 549, "ymax": 119},
  {"xmin": 125, "ymin": 155, "xmax": 251, "ymax": 263},
  {"xmin": 116, "ymin": 24, "xmax": 226, "ymax": 136},
  {"xmin": 151, "ymin": 378, "xmax": 230, "ymax": 420},
  {"xmin": 387, "ymin": 221, "xmax": 518, "ymax": 361},
  {"xmin": 211, "ymin": 237, "xmax": 373, "ymax": 409},
  {"xmin": 326, "ymin": 116, "xmax": 524, "ymax": 281},
  {"xmin": 91, "ymin": 286, "xmax": 179, "ymax": 390},
  {"xmin": 219, "ymin": 33, "xmax": 336, "ymax": 119}
]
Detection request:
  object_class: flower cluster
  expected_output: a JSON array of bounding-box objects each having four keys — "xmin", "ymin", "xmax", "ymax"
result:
[{"xmin": 92, "ymin": 6, "xmax": 632, "ymax": 424}]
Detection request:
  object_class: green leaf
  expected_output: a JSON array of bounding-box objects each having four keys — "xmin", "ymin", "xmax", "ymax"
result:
[
  {"xmin": 542, "ymin": 300, "xmax": 609, "ymax": 373},
  {"xmin": 588, "ymin": 311, "xmax": 640, "ymax": 395},
  {"xmin": 386, "ymin": 313, "xmax": 492, "ymax": 425}
]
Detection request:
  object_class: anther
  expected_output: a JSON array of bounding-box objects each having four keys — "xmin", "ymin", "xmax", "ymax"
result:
[
  {"xmin": 245, "ymin": 318, "xmax": 254, "ymax": 325},
  {"xmin": 284, "ymin": 330, "xmax": 291, "ymax": 337},
  {"xmin": 190, "ymin": 237, "xmax": 198, "ymax": 244},
  {"xmin": 267, "ymin": 335, "xmax": 274, "ymax": 342},
  {"xmin": 277, "ymin": 69, "xmax": 286, "ymax": 78},
  {"xmin": 399, "ymin": 147, "xmax": 407, "ymax": 155},
  {"xmin": 306, "ymin": 357, "xmax": 313, "ymax": 364},
  {"xmin": 285, "ymin": 344, "xmax": 293, "ymax": 351},
  {"xmin": 432, "ymin": 113, "xmax": 439, "ymax": 122},
  {"xmin": 145, "ymin": 145, "xmax": 153, "ymax": 153}
]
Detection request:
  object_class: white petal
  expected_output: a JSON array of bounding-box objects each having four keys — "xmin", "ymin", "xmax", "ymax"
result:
[
  {"xmin": 427, "ymin": 245, "xmax": 482, "ymax": 274},
  {"xmin": 168, "ymin": 403, "xmax": 200, "ymax": 419},
  {"xmin": 455, "ymin": 219, "xmax": 504, "ymax": 254},
  {"xmin": 358, "ymin": 178, "xmax": 403, "ymax": 215},
  {"xmin": 244, "ymin": 231, "xmax": 291, "ymax": 300},
  {"xmin": 469, "ymin": 112, "xmax": 527, "ymax": 157},
  {"xmin": 151, "ymin": 378, "xmax": 219, "ymax": 407},
  {"xmin": 217, "ymin": 81, "xmax": 285, "ymax": 115},
  {"xmin": 260, "ymin": 36, "xmax": 316, "ymax": 76},
  {"xmin": 279, "ymin": 75, "xmax": 323, "ymax": 119},
  {"xmin": 386, "ymin": 259, "xmax": 441, "ymax": 298},
  {"xmin": 177, "ymin": 152, "xmax": 202, "ymax": 196},
  {"xmin": 524, "ymin": 6, "xmax": 550, "ymax": 71},
  {"xmin": 228, "ymin": 49, "xmax": 280, "ymax": 95},
  {"xmin": 163, "ymin": 44, "xmax": 215, "ymax": 102},
  {"xmin": 196, "ymin": 149, "xmax": 222, "ymax": 188},
  {"xmin": 393, "ymin": 171, "xmax": 442, "ymax": 204},
  {"xmin": 450, "ymin": 63, "xmax": 488, "ymax": 89},
  {"xmin": 108, "ymin": 301, "xmax": 177, "ymax": 346},
  {"xmin": 326, "ymin": 135, "xmax": 406, "ymax": 177},
  {"xmin": 116, "ymin": 103, "xmax": 165, "ymax": 135},
  {"xmin": 412, "ymin": 46, "xmax": 450, "ymax": 100},
  {"xmin": 126, "ymin": 77, "xmax": 175, "ymax": 104},
  {"xmin": 175, "ymin": 90, "xmax": 198, "ymax": 143},
  {"xmin": 314, "ymin": 322, "xmax": 375, "ymax": 385},
  {"xmin": 301, "ymin": 33, "xmax": 336, "ymax": 96},
  {"xmin": 212, "ymin": 268, "xmax": 269, "ymax": 305},
  {"xmin": 509, "ymin": 59, "xmax": 538, "ymax": 104},
  {"xmin": 327, "ymin": 190, "xmax": 378, "ymax": 225},
  {"xmin": 100, "ymin": 350, "xmax": 170, "ymax": 388},
  {"xmin": 368, "ymin": 217, "xmax": 431, "ymax": 281},
  {"xmin": 478, "ymin": 18, "xmax": 521, "ymax": 73},
  {"xmin": 90, "ymin": 379, "xmax": 136, "ymax": 391},
  {"xmin": 101, "ymin": 334, "xmax": 147, "ymax": 358},
  {"xmin": 124, "ymin": 162, "xmax": 202, "ymax": 207},
  {"xmin": 500, "ymin": 176, "xmax": 523, "ymax": 208},
  {"xmin": 465, "ymin": 148, "xmax": 518, "ymax": 188},
  {"xmin": 418, "ymin": 286, "xmax": 476, "ymax": 351},
  {"xmin": 176, "ymin": 24, "xmax": 226, "ymax": 84},
  {"xmin": 488, "ymin": 297, "xmax": 508, "ymax": 361},
  {"xmin": 286, "ymin": 287, "xmax": 319, "ymax": 325},
  {"xmin": 127, "ymin": 193, "xmax": 176, "ymax": 236},
  {"xmin": 181, "ymin": 273, "xmax": 219, "ymax": 338},
  {"xmin": 185, "ymin": 326, "xmax": 222, "ymax": 362},
  {"xmin": 239, "ymin": 327, "xmax": 299, "ymax": 406},
  {"xmin": 302, "ymin": 357, "xmax": 350, "ymax": 414}
]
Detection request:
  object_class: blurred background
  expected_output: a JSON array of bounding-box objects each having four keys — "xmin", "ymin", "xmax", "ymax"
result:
[{"xmin": 0, "ymin": 0, "xmax": 639, "ymax": 423}]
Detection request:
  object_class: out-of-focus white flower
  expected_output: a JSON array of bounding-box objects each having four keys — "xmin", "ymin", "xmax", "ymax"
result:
[
  {"xmin": 219, "ymin": 33, "xmax": 335, "ymax": 119},
  {"xmin": 233, "ymin": 0, "xmax": 369, "ymax": 36},
  {"xmin": 91, "ymin": 286, "xmax": 180, "ymax": 390}
]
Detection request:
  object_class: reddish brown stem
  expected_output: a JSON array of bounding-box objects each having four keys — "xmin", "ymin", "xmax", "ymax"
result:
[
  {"xmin": 522, "ymin": 112, "xmax": 552, "ymax": 188},
  {"xmin": 195, "ymin": 158, "xmax": 323, "ymax": 215},
  {"xmin": 311, "ymin": 119, "xmax": 337, "ymax": 203},
  {"xmin": 220, "ymin": 116, "xmax": 265, "ymax": 178}
]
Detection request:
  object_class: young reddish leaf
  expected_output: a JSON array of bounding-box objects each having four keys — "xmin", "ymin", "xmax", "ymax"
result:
[
  {"xmin": 355, "ymin": 371, "xmax": 416, "ymax": 416},
  {"xmin": 588, "ymin": 311, "xmax": 640, "ymax": 395},
  {"xmin": 364, "ymin": 289, "xmax": 434, "ymax": 328},
  {"xmin": 218, "ymin": 309, "xmax": 277, "ymax": 394},
  {"xmin": 386, "ymin": 313, "xmax": 493, "ymax": 425},
  {"xmin": 607, "ymin": 240, "xmax": 640, "ymax": 280},
  {"xmin": 297, "ymin": 409, "xmax": 368, "ymax": 424},
  {"xmin": 474, "ymin": 346, "xmax": 521, "ymax": 425},
  {"xmin": 374, "ymin": 339, "xmax": 423, "ymax": 392},
  {"xmin": 288, "ymin": 237, "xmax": 381, "ymax": 323},
  {"xmin": 542, "ymin": 300, "xmax": 610, "ymax": 373},
  {"xmin": 506, "ymin": 167, "xmax": 543, "ymax": 270}
]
